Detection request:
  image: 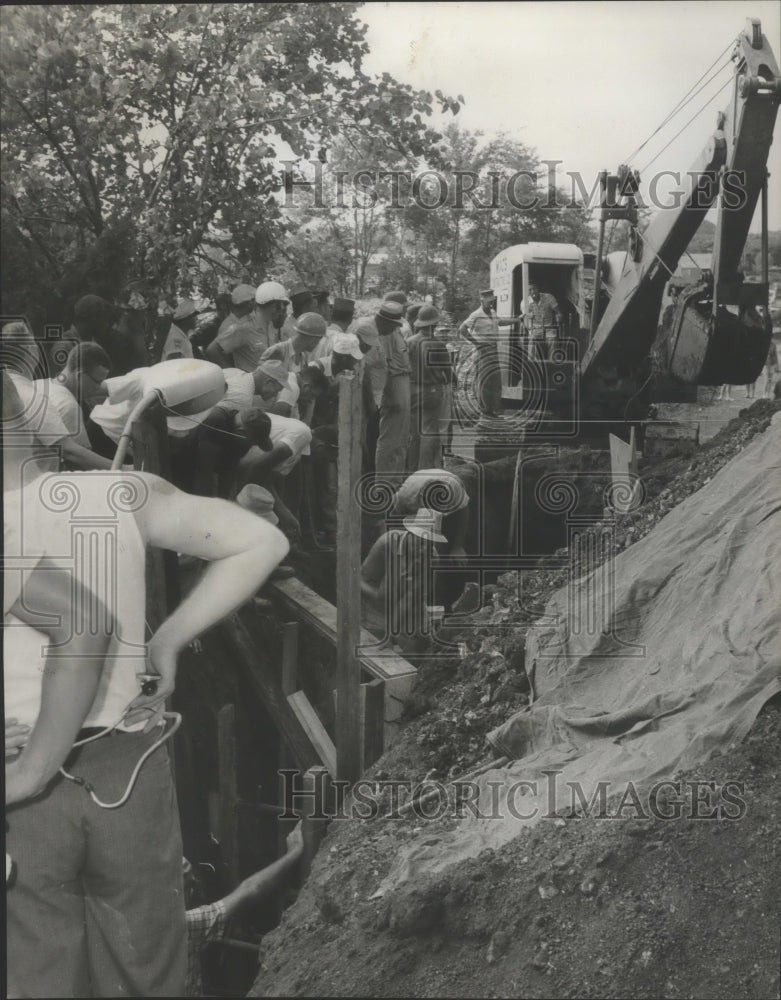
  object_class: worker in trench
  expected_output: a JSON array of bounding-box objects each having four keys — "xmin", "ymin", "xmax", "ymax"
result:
[{"xmin": 360, "ymin": 507, "xmax": 448, "ymax": 656}]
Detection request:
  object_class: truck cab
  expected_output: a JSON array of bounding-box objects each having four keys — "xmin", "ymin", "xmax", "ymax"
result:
[{"xmin": 489, "ymin": 242, "xmax": 586, "ymax": 401}]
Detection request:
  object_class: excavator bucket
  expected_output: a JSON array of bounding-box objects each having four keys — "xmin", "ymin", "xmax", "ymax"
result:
[{"xmin": 665, "ymin": 291, "xmax": 771, "ymax": 385}]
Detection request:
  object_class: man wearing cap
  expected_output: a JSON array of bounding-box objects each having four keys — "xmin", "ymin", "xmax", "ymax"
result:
[
  {"xmin": 458, "ymin": 289, "xmax": 516, "ymax": 416},
  {"xmin": 405, "ymin": 303, "xmax": 422, "ymax": 342},
  {"xmin": 373, "ymin": 300, "xmax": 411, "ymax": 478},
  {"xmin": 311, "ymin": 296, "xmax": 355, "ymax": 362},
  {"xmin": 280, "ymin": 283, "xmax": 315, "ymax": 340},
  {"xmin": 385, "ymin": 290, "xmax": 413, "ymax": 340},
  {"xmin": 311, "ymin": 287, "xmax": 332, "ymax": 325},
  {"xmin": 207, "ymin": 284, "xmax": 256, "ymax": 355},
  {"xmin": 161, "ymin": 299, "xmax": 199, "ymax": 362},
  {"xmin": 209, "ymin": 281, "xmax": 289, "ymax": 372},
  {"xmin": 360, "ymin": 507, "xmax": 444, "ymax": 654},
  {"xmin": 260, "ymin": 312, "xmax": 327, "ymax": 418},
  {"xmin": 407, "ymin": 304, "xmax": 452, "ymax": 470}
]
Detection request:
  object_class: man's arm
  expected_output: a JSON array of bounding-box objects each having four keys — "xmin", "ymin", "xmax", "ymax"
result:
[
  {"xmin": 206, "ymin": 340, "xmax": 232, "ymax": 368},
  {"xmin": 5, "ymin": 560, "xmax": 112, "ymax": 805},
  {"xmin": 126, "ymin": 474, "xmax": 289, "ymax": 725},
  {"xmin": 60, "ymin": 437, "xmax": 114, "ymax": 470},
  {"xmin": 259, "ymin": 343, "xmax": 284, "ymax": 362},
  {"xmin": 241, "ymin": 442, "xmax": 294, "ymax": 473},
  {"xmin": 220, "ymin": 824, "xmax": 303, "ymax": 919},
  {"xmin": 360, "ymin": 533, "xmax": 389, "ymax": 604},
  {"xmin": 457, "ymin": 314, "xmax": 478, "ymax": 346}
]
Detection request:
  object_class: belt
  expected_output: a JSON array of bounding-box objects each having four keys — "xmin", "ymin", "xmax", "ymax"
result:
[
  {"xmin": 388, "ymin": 371, "xmax": 411, "ymax": 378},
  {"xmin": 76, "ymin": 727, "xmax": 129, "ymax": 741}
]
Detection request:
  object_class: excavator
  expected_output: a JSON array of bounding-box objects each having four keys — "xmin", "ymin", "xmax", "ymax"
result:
[{"xmin": 490, "ymin": 17, "xmax": 780, "ymax": 432}]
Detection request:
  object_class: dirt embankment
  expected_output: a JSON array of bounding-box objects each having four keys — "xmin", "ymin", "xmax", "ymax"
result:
[
  {"xmin": 252, "ymin": 702, "xmax": 780, "ymax": 999},
  {"xmin": 251, "ymin": 399, "xmax": 781, "ymax": 999}
]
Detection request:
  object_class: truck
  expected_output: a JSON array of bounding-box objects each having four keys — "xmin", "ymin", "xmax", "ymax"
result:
[{"xmin": 489, "ymin": 17, "xmax": 780, "ymax": 432}]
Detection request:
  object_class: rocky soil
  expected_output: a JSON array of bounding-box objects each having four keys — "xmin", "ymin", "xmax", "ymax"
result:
[{"xmin": 251, "ymin": 702, "xmax": 780, "ymax": 999}]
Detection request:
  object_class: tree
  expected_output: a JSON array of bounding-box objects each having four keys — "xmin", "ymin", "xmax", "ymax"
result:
[{"xmin": 1, "ymin": 3, "xmax": 458, "ymax": 325}]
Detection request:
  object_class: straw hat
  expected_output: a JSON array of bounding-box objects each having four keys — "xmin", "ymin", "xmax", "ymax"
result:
[
  {"xmin": 402, "ymin": 507, "xmax": 447, "ymax": 543},
  {"xmin": 236, "ymin": 484, "xmax": 279, "ymax": 525}
]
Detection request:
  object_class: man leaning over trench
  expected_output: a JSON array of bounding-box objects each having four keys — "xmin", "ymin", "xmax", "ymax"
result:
[{"xmin": 4, "ymin": 383, "xmax": 289, "ymax": 997}]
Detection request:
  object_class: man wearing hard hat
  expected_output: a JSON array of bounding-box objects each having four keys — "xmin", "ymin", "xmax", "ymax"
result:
[{"xmin": 209, "ymin": 281, "xmax": 289, "ymax": 372}]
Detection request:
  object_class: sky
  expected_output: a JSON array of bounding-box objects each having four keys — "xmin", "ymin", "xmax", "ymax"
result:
[{"xmin": 357, "ymin": 0, "xmax": 781, "ymax": 230}]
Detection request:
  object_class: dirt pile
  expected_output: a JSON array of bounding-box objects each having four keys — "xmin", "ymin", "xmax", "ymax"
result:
[
  {"xmin": 251, "ymin": 700, "xmax": 780, "ymax": 998},
  {"xmin": 397, "ymin": 399, "xmax": 781, "ymax": 779},
  {"xmin": 250, "ymin": 400, "xmax": 781, "ymax": 998}
]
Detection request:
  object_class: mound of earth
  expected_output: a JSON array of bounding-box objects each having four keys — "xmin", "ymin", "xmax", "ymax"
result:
[
  {"xmin": 251, "ymin": 701, "xmax": 780, "ymax": 999},
  {"xmin": 250, "ymin": 399, "xmax": 781, "ymax": 998}
]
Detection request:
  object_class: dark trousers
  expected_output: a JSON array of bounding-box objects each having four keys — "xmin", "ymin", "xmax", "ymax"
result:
[{"xmin": 6, "ymin": 731, "xmax": 186, "ymax": 998}]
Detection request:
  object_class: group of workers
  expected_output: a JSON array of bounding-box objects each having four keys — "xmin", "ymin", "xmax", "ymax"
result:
[
  {"xmin": 2, "ymin": 270, "xmax": 574, "ymax": 995},
  {"xmin": 1, "ymin": 275, "xmax": 497, "ymax": 997}
]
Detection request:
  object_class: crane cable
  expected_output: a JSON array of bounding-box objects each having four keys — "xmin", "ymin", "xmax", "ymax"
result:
[
  {"xmin": 625, "ymin": 37, "xmax": 737, "ymax": 166},
  {"xmin": 637, "ymin": 74, "xmax": 734, "ymax": 175},
  {"xmin": 604, "ymin": 48, "xmax": 734, "ymax": 264}
]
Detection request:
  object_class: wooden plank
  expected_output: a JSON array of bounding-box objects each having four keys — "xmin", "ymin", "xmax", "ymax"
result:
[
  {"xmin": 209, "ymin": 617, "xmax": 320, "ymax": 774},
  {"xmin": 267, "ymin": 578, "xmax": 416, "ymax": 683},
  {"xmin": 360, "ymin": 679, "xmax": 385, "ymax": 772},
  {"xmin": 266, "ymin": 576, "xmax": 417, "ymax": 747},
  {"xmin": 133, "ymin": 405, "xmax": 172, "ymax": 637},
  {"xmin": 281, "ymin": 621, "xmax": 299, "ymax": 697},
  {"xmin": 336, "ymin": 373, "xmax": 363, "ymax": 784},
  {"xmin": 287, "ymin": 691, "xmax": 337, "ymax": 777},
  {"xmin": 217, "ymin": 703, "xmax": 240, "ymax": 888},
  {"xmin": 278, "ymin": 620, "xmax": 300, "ymax": 861}
]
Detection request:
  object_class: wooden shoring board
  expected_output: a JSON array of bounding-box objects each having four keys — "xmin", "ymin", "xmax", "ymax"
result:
[
  {"xmin": 217, "ymin": 703, "xmax": 240, "ymax": 888},
  {"xmin": 266, "ymin": 576, "xmax": 417, "ymax": 745},
  {"xmin": 287, "ymin": 691, "xmax": 337, "ymax": 777},
  {"xmin": 208, "ymin": 616, "xmax": 321, "ymax": 774}
]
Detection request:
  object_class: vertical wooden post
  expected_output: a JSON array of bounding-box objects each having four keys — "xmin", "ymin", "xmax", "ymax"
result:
[
  {"xmin": 360, "ymin": 678, "xmax": 385, "ymax": 772},
  {"xmin": 217, "ymin": 703, "xmax": 240, "ymax": 889},
  {"xmin": 133, "ymin": 404, "xmax": 175, "ymax": 635},
  {"xmin": 133, "ymin": 406, "xmax": 183, "ymax": 795},
  {"xmin": 300, "ymin": 765, "xmax": 331, "ymax": 882},
  {"xmin": 335, "ymin": 373, "xmax": 363, "ymax": 785},
  {"xmin": 277, "ymin": 622, "xmax": 300, "ymax": 851}
]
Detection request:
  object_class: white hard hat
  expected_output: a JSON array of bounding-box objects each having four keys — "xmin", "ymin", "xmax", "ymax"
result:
[
  {"xmin": 255, "ymin": 281, "xmax": 289, "ymax": 305},
  {"xmin": 332, "ymin": 331, "xmax": 363, "ymax": 360}
]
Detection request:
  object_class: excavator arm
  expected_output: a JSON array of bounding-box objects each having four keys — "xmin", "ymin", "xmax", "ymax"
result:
[{"xmin": 581, "ymin": 19, "xmax": 780, "ymax": 387}]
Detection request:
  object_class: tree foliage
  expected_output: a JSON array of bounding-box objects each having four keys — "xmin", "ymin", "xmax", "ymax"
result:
[{"xmin": 0, "ymin": 2, "xmax": 457, "ymax": 325}]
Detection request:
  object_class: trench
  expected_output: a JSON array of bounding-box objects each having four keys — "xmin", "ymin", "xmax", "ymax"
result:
[{"xmin": 171, "ymin": 440, "xmax": 613, "ymax": 995}]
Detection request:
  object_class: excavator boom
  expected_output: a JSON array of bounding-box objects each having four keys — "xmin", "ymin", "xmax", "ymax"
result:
[{"xmin": 581, "ymin": 19, "xmax": 780, "ymax": 387}]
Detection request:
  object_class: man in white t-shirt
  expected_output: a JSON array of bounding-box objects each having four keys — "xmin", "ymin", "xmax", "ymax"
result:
[
  {"xmin": 3, "ymin": 321, "xmax": 114, "ymax": 472},
  {"xmin": 34, "ymin": 341, "xmax": 111, "ymax": 450},
  {"xmin": 4, "ymin": 372, "xmax": 290, "ymax": 998},
  {"xmin": 217, "ymin": 360, "xmax": 300, "ymax": 416},
  {"xmin": 234, "ymin": 411, "xmax": 312, "ymax": 547}
]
